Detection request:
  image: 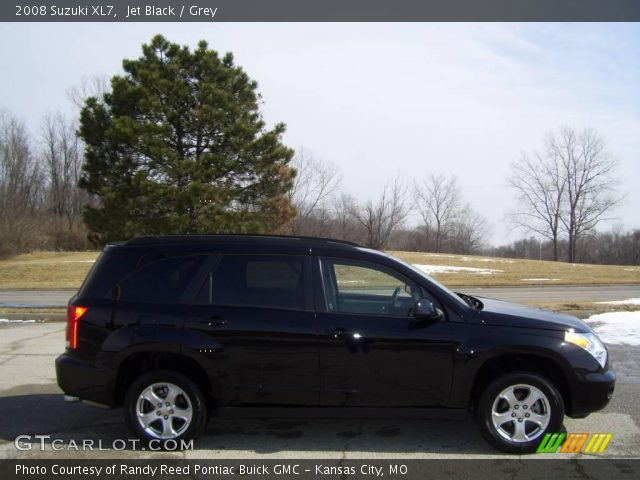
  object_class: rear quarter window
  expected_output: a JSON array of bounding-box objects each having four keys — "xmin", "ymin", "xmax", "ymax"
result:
[
  {"xmin": 117, "ymin": 255, "xmax": 206, "ymax": 304},
  {"xmin": 77, "ymin": 247, "xmax": 138, "ymax": 299}
]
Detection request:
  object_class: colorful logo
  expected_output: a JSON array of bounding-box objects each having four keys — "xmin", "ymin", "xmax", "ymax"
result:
[{"xmin": 536, "ymin": 433, "xmax": 612, "ymax": 454}]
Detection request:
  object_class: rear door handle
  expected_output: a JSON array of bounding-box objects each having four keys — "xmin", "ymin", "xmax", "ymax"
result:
[{"xmin": 202, "ymin": 316, "xmax": 227, "ymax": 327}]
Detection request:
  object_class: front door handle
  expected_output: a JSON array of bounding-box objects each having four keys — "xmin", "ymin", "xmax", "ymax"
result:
[{"xmin": 332, "ymin": 327, "xmax": 348, "ymax": 339}]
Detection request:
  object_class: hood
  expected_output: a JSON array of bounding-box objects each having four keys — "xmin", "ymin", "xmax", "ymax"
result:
[{"xmin": 477, "ymin": 297, "xmax": 590, "ymax": 333}]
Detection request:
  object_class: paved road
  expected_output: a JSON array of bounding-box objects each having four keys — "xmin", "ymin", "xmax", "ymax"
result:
[
  {"xmin": 1, "ymin": 285, "xmax": 639, "ymax": 308},
  {"xmin": 460, "ymin": 284, "xmax": 640, "ymax": 303},
  {"xmin": 0, "ymin": 322, "xmax": 638, "ymax": 460},
  {"xmin": 0, "ymin": 290, "xmax": 75, "ymax": 308}
]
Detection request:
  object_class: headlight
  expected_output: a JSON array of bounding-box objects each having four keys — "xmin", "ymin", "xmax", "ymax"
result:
[{"xmin": 565, "ymin": 330, "xmax": 607, "ymax": 368}]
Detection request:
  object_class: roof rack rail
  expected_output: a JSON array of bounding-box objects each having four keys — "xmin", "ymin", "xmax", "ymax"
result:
[{"xmin": 125, "ymin": 234, "xmax": 362, "ymax": 248}]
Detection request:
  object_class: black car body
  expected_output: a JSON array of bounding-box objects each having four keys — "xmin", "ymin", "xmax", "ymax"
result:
[{"xmin": 56, "ymin": 235, "xmax": 615, "ymax": 452}]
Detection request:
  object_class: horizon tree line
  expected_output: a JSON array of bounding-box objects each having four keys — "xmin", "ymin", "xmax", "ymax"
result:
[
  {"xmin": 1, "ymin": 106, "xmax": 636, "ymax": 265},
  {"xmin": 0, "ymin": 36, "xmax": 635, "ymax": 265}
]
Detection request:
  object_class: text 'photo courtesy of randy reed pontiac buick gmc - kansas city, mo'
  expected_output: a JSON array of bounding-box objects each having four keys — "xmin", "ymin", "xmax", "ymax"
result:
[{"xmin": 55, "ymin": 234, "xmax": 615, "ymax": 453}]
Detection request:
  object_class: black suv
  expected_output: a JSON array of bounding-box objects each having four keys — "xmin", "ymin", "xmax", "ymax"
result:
[{"xmin": 56, "ymin": 235, "xmax": 615, "ymax": 453}]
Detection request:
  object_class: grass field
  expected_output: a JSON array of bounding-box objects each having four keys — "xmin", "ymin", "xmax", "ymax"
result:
[
  {"xmin": 0, "ymin": 250, "xmax": 638, "ymax": 318},
  {"xmin": 0, "ymin": 251, "xmax": 98, "ymax": 290},
  {"xmin": 390, "ymin": 251, "xmax": 640, "ymax": 287},
  {"xmin": 0, "ymin": 250, "xmax": 638, "ymax": 290}
]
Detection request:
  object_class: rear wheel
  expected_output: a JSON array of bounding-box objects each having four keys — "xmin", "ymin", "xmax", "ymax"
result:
[
  {"xmin": 475, "ymin": 372, "xmax": 564, "ymax": 454},
  {"xmin": 124, "ymin": 370, "xmax": 207, "ymax": 447}
]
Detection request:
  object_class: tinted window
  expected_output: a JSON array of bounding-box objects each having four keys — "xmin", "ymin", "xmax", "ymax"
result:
[
  {"xmin": 197, "ymin": 255, "xmax": 305, "ymax": 310},
  {"xmin": 118, "ymin": 255, "xmax": 205, "ymax": 303},
  {"xmin": 80, "ymin": 248, "xmax": 140, "ymax": 298}
]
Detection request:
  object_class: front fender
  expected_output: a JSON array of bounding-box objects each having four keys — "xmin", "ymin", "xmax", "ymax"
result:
[{"xmin": 447, "ymin": 323, "xmax": 577, "ymax": 408}]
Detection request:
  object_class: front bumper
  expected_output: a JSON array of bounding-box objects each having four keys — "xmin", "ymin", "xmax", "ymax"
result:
[
  {"xmin": 567, "ymin": 368, "xmax": 615, "ymax": 418},
  {"xmin": 55, "ymin": 353, "xmax": 116, "ymax": 407}
]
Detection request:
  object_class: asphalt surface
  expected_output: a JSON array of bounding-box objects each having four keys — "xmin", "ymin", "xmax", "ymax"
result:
[
  {"xmin": 1, "ymin": 285, "xmax": 639, "ymax": 309},
  {"xmin": 461, "ymin": 285, "xmax": 640, "ymax": 303},
  {"xmin": 0, "ymin": 290, "xmax": 76, "ymax": 308},
  {"xmin": 0, "ymin": 322, "xmax": 638, "ymax": 460}
]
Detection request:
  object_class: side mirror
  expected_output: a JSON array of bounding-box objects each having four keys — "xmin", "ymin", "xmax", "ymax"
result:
[{"xmin": 410, "ymin": 299, "xmax": 444, "ymax": 328}]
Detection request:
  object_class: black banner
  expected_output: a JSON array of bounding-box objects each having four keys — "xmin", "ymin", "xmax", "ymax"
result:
[
  {"xmin": 2, "ymin": 0, "xmax": 640, "ymax": 22},
  {"xmin": 3, "ymin": 459, "xmax": 640, "ymax": 480}
]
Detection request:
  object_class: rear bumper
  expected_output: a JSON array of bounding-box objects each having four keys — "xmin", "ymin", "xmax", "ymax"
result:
[
  {"xmin": 567, "ymin": 368, "xmax": 615, "ymax": 418},
  {"xmin": 55, "ymin": 353, "xmax": 116, "ymax": 407}
]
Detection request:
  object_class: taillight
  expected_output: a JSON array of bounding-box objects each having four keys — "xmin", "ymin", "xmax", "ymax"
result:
[{"xmin": 66, "ymin": 305, "xmax": 88, "ymax": 349}]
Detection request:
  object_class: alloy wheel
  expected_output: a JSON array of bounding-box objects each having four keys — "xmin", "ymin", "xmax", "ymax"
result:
[
  {"xmin": 490, "ymin": 383, "xmax": 550, "ymax": 443},
  {"xmin": 135, "ymin": 382, "xmax": 193, "ymax": 439}
]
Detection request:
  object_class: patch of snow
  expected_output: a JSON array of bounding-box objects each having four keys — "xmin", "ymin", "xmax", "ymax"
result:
[
  {"xmin": 585, "ymin": 311, "xmax": 640, "ymax": 346},
  {"xmin": 623, "ymin": 268, "xmax": 639, "ymax": 272},
  {"xmin": 413, "ymin": 264, "xmax": 503, "ymax": 275},
  {"xmin": 521, "ymin": 278, "xmax": 561, "ymax": 282},
  {"xmin": 460, "ymin": 257, "xmax": 515, "ymax": 264},
  {"xmin": 0, "ymin": 319, "xmax": 36, "ymax": 323},
  {"xmin": 596, "ymin": 298, "xmax": 640, "ymax": 306}
]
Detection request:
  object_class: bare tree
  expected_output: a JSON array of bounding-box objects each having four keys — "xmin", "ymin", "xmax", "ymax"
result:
[
  {"xmin": 330, "ymin": 193, "xmax": 364, "ymax": 243},
  {"xmin": 0, "ymin": 111, "xmax": 44, "ymax": 254},
  {"xmin": 288, "ymin": 148, "xmax": 341, "ymax": 234},
  {"xmin": 550, "ymin": 127, "xmax": 622, "ymax": 262},
  {"xmin": 355, "ymin": 176, "xmax": 410, "ymax": 249},
  {"xmin": 414, "ymin": 173, "xmax": 461, "ymax": 252},
  {"xmin": 42, "ymin": 112, "xmax": 87, "ymax": 230},
  {"xmin": 508, "ymin": 147, "xmax": 565, "ymax": 261},
  {"xmin": 509, "ymin": 127, "xmax": 622, "ymax": 262},
  {"xmin": 451, "ymin": 207, "xmax": 490, "ymax": 254},
  {"xmin": 66, "ymin": 75, "xmax": 109, "ymax": 110}
]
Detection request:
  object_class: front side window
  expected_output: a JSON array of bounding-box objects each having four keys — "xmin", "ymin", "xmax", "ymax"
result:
[
  {"xmin": 117, "ymin": 255, "xmax": 205, "ymax": 303},
  {"xmin": 197, "ymin": 255, "xmax": 305, "ymax": 310},
  {"xmin": 321, "ymin": 258, "xmax": 421, "ymax": 316}
]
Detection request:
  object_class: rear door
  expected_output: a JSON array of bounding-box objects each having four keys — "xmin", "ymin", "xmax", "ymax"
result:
[
  {"xmin": 111, "ymin": 254, "xmax": 210, "ymax": 351},
  {"xmin": 187, "ymin": 254, "xmax": 319, "ymax": 406},
  {"xmin": 317, "ymin": 257, "xmax": 455, "ymax": 407}
]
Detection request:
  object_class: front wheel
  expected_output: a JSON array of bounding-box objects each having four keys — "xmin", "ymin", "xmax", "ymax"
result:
[
  {"xmin": 124, "ymin": 370, "xmax": 207, "ymax": 447},
  {"xmin": 475, "ymin": 372, "xmax": 564, "ymax": 454}
]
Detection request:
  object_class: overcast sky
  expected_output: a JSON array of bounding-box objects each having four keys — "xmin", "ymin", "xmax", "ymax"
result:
[{"xmin": 1, "ymin": 22, "xmax": 638, "ymax": 244}]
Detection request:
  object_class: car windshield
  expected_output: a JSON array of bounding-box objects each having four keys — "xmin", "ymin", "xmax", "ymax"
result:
[{"xmin": 379, "ymin": 252, "xmax": 470, "ymax": 308}]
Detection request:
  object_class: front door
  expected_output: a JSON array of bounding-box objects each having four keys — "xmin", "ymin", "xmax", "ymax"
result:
[{"xmin": 317, "ymin": 257, "xmax": 454, "ymax": 407}]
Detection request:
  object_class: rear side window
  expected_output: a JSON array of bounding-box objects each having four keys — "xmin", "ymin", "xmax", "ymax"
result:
[
  {"xmin": 117, "ymin": 255, "xmax": 205, "ymax": 303},
  {"xmin": 197, "ymin": 255, "xmax": 305, "ymax": 310}
]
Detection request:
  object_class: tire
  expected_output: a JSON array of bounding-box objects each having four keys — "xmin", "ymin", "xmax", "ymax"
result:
[
  {"xmin": 124, "ymin": 370, "xmax": 207, "ymax": 448},
  {"xmin": 475, "ymin": 372, "xmax": 564, "ymax": 454}
]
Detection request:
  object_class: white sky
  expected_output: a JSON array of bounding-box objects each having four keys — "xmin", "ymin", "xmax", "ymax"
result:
[{"xmin": 1, "ymin": 22, "xmax": 638, "ymax": 244}]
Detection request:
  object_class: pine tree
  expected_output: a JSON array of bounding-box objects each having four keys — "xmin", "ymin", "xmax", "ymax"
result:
[{"xmin": 79, "ymin": 35, "xmax": 295, "ymax": 244}]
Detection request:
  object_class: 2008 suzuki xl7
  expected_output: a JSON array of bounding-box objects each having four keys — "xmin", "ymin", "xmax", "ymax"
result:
[{"xmin": 56, "ymin": 235, "xmax": 615, "ymax": 453}]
